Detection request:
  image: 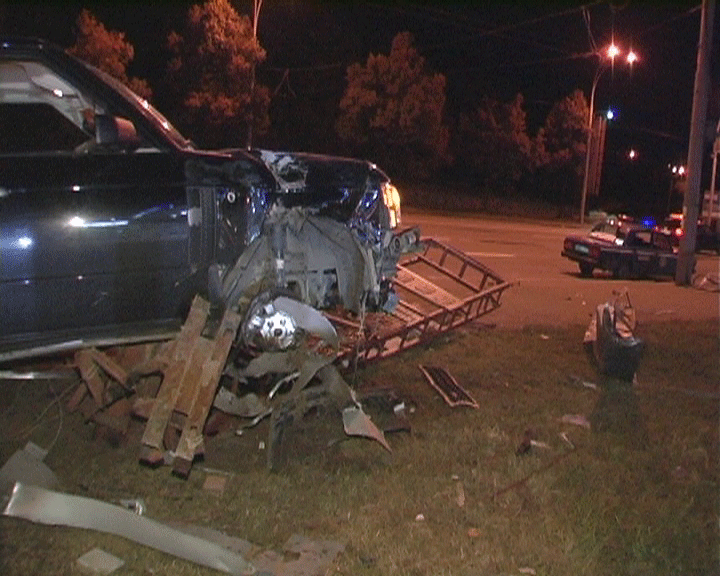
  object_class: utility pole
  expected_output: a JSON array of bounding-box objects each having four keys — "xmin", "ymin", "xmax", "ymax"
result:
[{"xmin": 675, "ymin": 0, "xmax": 715, "ymax": 285}]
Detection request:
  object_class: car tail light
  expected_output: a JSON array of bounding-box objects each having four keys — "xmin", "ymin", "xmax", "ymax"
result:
[{"xmin": 674, "ymin": 228, "xmax": 683, "ymax": 238}]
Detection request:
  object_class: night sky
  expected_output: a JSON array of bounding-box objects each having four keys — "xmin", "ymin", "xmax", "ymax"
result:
[{"xmin": 1, "ymin": 2, "xmax": 718, "ymax": 212}]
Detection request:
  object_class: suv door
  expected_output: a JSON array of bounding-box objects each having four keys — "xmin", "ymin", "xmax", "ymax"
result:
[{"xmin": 0, "ymin": 56, "xmax": 191, "ymax": 351}]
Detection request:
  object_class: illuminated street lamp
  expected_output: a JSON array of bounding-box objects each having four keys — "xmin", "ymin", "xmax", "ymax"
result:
[{"xmin": 579, "ymin": 44, "xmax": 639, "ymax": 224}]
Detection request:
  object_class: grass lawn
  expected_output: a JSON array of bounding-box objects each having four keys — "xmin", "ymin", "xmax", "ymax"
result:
[{"xmin": 1, "ymin": 319, "xmax": 717, "ymax": 576}]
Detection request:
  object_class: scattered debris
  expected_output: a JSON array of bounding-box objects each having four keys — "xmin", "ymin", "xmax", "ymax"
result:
[
  {"xmin": 117, "ymin": 498, "xmax": 146, "ymax": 516},
  {"xmin": 418, "ymin": 365, "xmax": 479, "ymax": 408},
  {"xmin": 515, "ymin": 429, "xmax": 536, "ymax": 456},
  {"xmin": 354, "ymin": 384, "xmax": 412, "ymax": 434},
  {"xmin": 530, "ymin": 440, "xmax": 551, "ymax": 450},
  {"xmin": 342, "ymin": 406, "xmax": 391, "ymax": 452},
  {"xmin": 567, "ymin": 375, "xmax": 599, "ymax": 391},
  {"xmin": 76, "ymin": 548, "xmax": 125, "ymax": 575},
  {"xmin": 169, "ymin": 524, "xmax": 346, "ymax": 576},
  {"xmin": 584, "ymin": 289, "xmax": 644, "ymax": 382},
  {"xmin": 415, "ymin": 513, "xmax": 425, "ymax": 521},
  {"xmin": 137, "ymin": 296, "xmax": 242, "ymax": 477},
  {"xmin": 539, "ymin": 334, "xmax": 550, "ymax": 340},
  {"xmin": 252, "ymin": 534, "xmax": 345, "ymax": 576},
  {"xmin": 0, "ymin": 441, "xmax": 58, "ymax": 495},
  {"xmin": 518, "ymin": 567, "xmax": 537, "ymax": 575},
  {"xmin": 455, "ymin": 481, "xmax": 466, "ymax": 508},
  {"xmin": 4, "ymin": 235, "xmax": 511, "ymax": 476},
  {"xmin": 203, "ymin": 474, "xmax": 228, "ymax": 496},
  {"xmin": 692, "ymin": 272, "xmax": 720, "ymax": 292},
  {"xmin": 467, "ymin": 527, "xmax": 481, "ymax": 538},
  {"xmin": 560, "ymin": 414, "xmax": 591, "ymax": 430},
  {"xmin": 3, "ymin": 483, "xmax": 256, "ymax": 575},
  {"xmin": 559, "ymin": 432, "xmax": 575, "ymax": 449},
  {"xmin": 493, "ymin": 450, "xmax": 577, "ymax": 500},
  {"xmin": 515, "ymin": 429, "xmax": 552, "ymax": 456}
]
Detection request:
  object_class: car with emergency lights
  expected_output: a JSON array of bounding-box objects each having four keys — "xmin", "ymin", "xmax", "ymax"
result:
[
  {"xmin": 562, "ymin": 218, "xmax": 678, "ymax": 279},
  {"xmin": 656, "ymin": 213, "xmax": 720, "ymax": 254},
  {"xmin": 0, "ymin": 37, "xmax": 414, "ymax": 361}
]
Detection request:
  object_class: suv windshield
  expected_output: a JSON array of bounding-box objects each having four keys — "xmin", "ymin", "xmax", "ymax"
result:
[{"xmin": 81, "ymin": 61, "xmax": 193, "ymax": 150}]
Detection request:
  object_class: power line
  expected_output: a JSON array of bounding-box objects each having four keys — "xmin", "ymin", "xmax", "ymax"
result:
[{"xmin": 262, "ymin": 1, "xmax": 606, "ymax": 76}]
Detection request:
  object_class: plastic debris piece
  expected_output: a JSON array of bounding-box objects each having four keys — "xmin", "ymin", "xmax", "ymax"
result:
[
  {"xmin": 584, "ymin": 290, "xmax": 644, "ymax": 382},
  {"xmin": 118, "ymin": 499, "xmax": 145, "ymax": 516},
  {"xmin": 559, "ymin": 432, "xmax": 575, "ymax": 449},
  {"xmin": 0, "ymin": 442, "xmax": 58, "ymax": 494},
  {"xmin": 415, "ymin": 513, "xmax": 425, "ymax": 521},
  {"xmin": 560, "ymin": 414, "xmax": 591, "ymax": 429},
  {"xmin": 3, "ymin": 483, "xmax": 256, "ymax": 575},
  {"xmin": 213, "ymin": 388, "xmax": 268, "ymax": 418},
  {"xmin": 76, "ymin": 548, "xmax": 125, "ymax": 575},
  {"xmin": 568, "ymin": 375, "xmax": 599, "ymax": 391},
  {"xmin": 342, "ymin": 406, "xmax": 391, "ymax": 451},
  {"xmin": 530, "ymin": 440, "xmax": 551, "ymax": 450},
  {"xmin": 455, "ymin": 482, "xmax": 465, "ymax": 508}
]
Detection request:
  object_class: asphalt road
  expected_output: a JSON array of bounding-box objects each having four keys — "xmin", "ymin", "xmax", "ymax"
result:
[{"xmin": 403, "ymin": 211, "xmax": 720, "ymax": 329}]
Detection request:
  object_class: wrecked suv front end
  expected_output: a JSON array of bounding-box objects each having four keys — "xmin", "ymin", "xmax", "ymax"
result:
[
  {"xmin": 175, "ymin": 150, "xmax": 422, "ymax": 469},
  {"xmin": 217, "ymin": 150, "xmax": 420, "ymax": 336}
]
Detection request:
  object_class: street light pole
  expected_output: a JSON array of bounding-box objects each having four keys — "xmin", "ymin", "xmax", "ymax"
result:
[
  {"xmin": 579, "ymin": 65, "xmax": 605, "ymax": 225},
  {"xmin": 579, "ymin": 45, "xmax": 638, "ymax": 225}
]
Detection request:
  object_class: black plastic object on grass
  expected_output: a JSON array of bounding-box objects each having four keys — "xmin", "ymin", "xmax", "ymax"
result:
[{"xmin": 584, "ymin": 290, "xmax": 644, "ymax": 382}]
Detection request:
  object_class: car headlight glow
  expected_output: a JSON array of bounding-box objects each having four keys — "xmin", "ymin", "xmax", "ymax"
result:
[{"xmin": 382, "ymin": 182, "xmax": 401, "ymax": 228}]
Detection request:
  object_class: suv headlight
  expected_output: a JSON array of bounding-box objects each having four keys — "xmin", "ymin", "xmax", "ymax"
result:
[{"xmin": 382, "ymin": 182, "xmax": 401, "ymax": 228}]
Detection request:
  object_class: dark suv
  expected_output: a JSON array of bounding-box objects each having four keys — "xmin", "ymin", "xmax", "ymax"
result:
[{"xmin": 0, "ymin": 37, "xmax": 410, "ymax": 361}]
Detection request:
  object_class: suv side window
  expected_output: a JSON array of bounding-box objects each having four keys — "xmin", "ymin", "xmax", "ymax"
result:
[
  {"xmin": 652, "ymin": 232, "xmax": 672, "ymax": 251},
  {"xmin": 0, "ymin": 59, "xmax": 119, "ymax": 155},
  {"xmin": 631, "ymin": 230, "xmax": 652, "ymax": 247},
  {"xmin": 0, "ymin": 102, "xmax": 88, "ymax": 153}
]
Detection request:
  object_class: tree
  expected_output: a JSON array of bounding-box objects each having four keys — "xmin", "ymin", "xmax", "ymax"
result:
[
  {"xmin": 533, "ymin": 89, "xmax": 589, "ymax": 204},
  {"xmin": 454, "ymin": 94, "xmax": 533, "ymax": 194},
  {"xmin": 67, "ymin": 9, "xmax": 152, "ymax": 100},
  {"xmin": 335, "ymin": 32, "xmax": 449, "ymax": 180},
  {"xmin": 165, "ymin": 0, "xmax": 270, "ymax": 149}
]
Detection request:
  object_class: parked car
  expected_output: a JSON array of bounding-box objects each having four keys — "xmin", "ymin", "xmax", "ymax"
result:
[
  {"xmin": 0, "ymin": 37, "xmax": 415, "ymax": 361},
  {"xmin": 562, "ymin": 219, "xmax": 678, "ymax": 279},
  {"xmin": 655, "ymin": 213, "xmax": 720, "ymax": 254}
]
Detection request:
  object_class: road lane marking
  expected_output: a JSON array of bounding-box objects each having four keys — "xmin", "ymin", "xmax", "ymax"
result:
[{"xmin": 468, "ymin": 252, "xmax": 516, "ymax": 258}]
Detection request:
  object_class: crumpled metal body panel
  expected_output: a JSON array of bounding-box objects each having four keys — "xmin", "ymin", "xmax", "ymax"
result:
[
  {"xmin": 222, "ymin": 206, "xmax": 415, "ymax": 315},
  {"xmin": 3, "ymin": 483, "xmax": 256, "ymax": 575}
]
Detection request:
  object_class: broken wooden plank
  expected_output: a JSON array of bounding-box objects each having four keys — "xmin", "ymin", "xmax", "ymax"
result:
[
  {"xmin": 74, "ymin": 349, "xmax": 106, "ymax": 410},
  {"xmin": 173, "ymin": 309, "xmax": 242, "ymax": 476},
  {"xmin": 140, "ymin": 296, "xmax": 210, "ymax": 453},
  {"xmin": 88, "ymin": 349, "xmax": 130, "ymax": 390}
]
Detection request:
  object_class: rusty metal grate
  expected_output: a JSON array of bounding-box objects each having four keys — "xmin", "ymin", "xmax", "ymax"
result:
[{"xmin": 334, "ymin": 237, "xmax": 512, "ymax": 365}]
